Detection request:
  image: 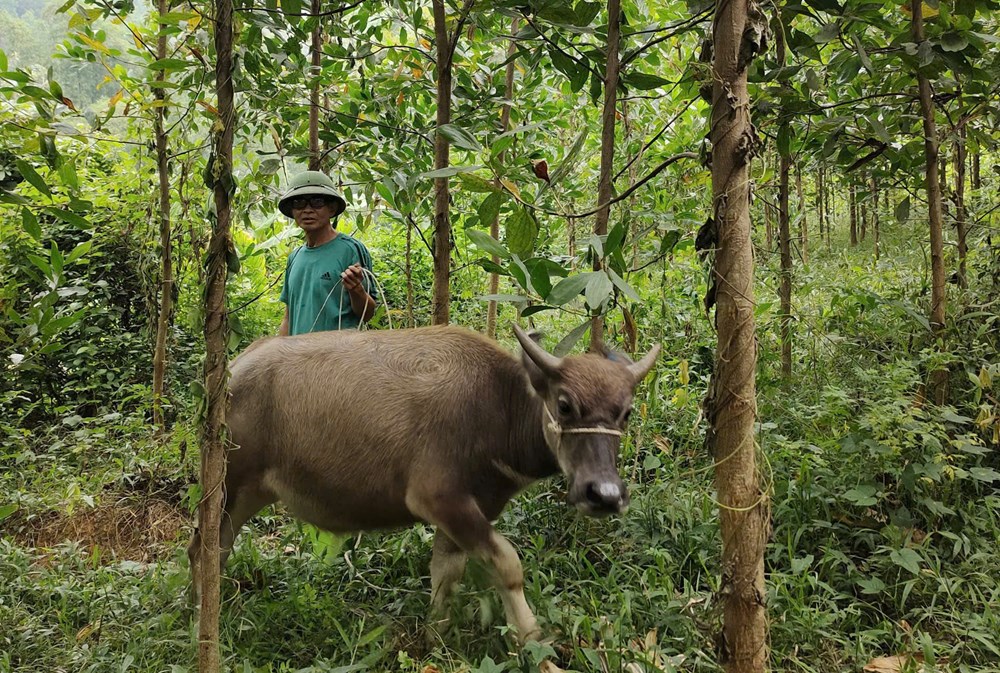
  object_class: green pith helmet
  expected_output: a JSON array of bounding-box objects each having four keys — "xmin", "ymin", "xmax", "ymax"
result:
[{"xmin": 278, "ymin": 171, "xmax": 347, "ymax": 218}]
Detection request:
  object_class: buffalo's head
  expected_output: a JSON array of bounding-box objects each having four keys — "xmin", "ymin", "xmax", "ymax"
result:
[{"xmin": 515, "ymin": 324, "xmax": 660, "ymax": 517}]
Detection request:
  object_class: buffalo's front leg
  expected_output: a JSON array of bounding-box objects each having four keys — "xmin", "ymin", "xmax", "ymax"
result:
[
  {"xmin": 428, "ymin": 530, "xmax": 468, "ymax": 638},
  {"xmin": 409, "ymin": 492, "xmax": 541, "ymax": 643}
]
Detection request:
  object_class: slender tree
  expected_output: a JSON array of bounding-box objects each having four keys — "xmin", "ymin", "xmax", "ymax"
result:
[
  {"xmin": 198, "ymin": 0, "xmax": 234, "ymax": 666},
  {"xmin": 912, "ymin": 0, "xmax": 948, "ymax": 403},
  {"xmin": 774, "ymin": 10, "xmax": 792, "ymax": 378},
  {"xmin": 872, "ymin": 175, "xmax": 880, "ymax": 262},
  {"xmin": 954, "ymin": 125, "xmax": 967, "ymax": 288},
  {"xmin": 708, "ymin": 0, "xmax": 769, "ymax": 668},
  {"xmin": 816, "ymin": 163, "xmax": 824, "ymax": 243},
  {"xmin": 590, "ymin": 0, "xmax": 621, "ymax": 350},
  {"xmin": 487, "ymin": 17, "xmax": 517, "ymax": 340},
  {"xmin": 796, "ymin": 164, "xmax": 807, "ymax": 265},
  {"xmin": 151, "ymin": 0, "xmax": 172, "ymax": 432},
  {"xmin": 430, "ymin": 1, "xmax": 473, "ymax": 325},
  {"xmin": 849, "ymin": 182, "xmax": 858, "ymax": 246},
  {"xmin": 308, "ymin": 0, "xmax": 322, "ymax": 170}
]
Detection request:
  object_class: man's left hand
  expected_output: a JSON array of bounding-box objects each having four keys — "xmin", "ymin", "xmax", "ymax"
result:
[{"xmin": 341, "ymin": 263, "xmax": 366, "ymax": 294}]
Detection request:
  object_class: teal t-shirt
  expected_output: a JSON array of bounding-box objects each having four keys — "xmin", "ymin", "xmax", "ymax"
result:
[{"xmin": 279, "ymin": 233, "xmax": 375, "ymax": 335}]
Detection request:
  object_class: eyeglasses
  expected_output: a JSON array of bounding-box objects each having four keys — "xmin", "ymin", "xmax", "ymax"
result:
[{"xmin": 290, "ymin": 196, "xmax": 331, "ymax": 211}]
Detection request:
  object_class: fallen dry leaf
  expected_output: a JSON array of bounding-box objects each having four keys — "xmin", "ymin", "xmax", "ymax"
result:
[{"xmin": 863, "ymin": 653, "xmax": 928, "ymax": 673}]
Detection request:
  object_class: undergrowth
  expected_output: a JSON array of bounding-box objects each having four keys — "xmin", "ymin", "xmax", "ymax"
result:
[{"xmin": 1, "ymin": 236, "xmax": 998, "ymax": 672}]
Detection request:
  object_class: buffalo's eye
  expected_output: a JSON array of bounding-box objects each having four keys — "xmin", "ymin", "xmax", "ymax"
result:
[{"xmin": 557, "ymin": 397, "xmax": 573, "ymax": 417}]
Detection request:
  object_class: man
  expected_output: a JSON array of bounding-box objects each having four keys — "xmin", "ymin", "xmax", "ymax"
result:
[{"xmin": 277, "ymin": 171, "xmax": 377, "ymax": 336}]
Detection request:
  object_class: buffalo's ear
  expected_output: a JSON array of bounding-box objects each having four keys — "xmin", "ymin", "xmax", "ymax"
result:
[{"xmin": 514, "ymin": 324, "xmax": 561, "ymax": 392}]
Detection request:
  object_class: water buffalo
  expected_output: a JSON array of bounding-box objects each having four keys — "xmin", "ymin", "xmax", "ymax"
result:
[{"xmin": 188, "ymin": 324, "xmax": 659, "ymax": 643}]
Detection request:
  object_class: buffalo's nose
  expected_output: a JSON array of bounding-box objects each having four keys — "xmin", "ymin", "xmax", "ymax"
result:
[{"xmin": 584, "ymin": 480, "xmax": 627, "ymax": 513}]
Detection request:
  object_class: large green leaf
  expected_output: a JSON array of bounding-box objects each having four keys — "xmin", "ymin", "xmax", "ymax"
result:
[
  {"xmin": 547, "ymin": 272, "xmax": 594, "ymax": 306},
  {"xmin": 467, "ymin": 229, "xmax": 510, "ymax": 259},
  {"xmin": 504, "ymin": 207, "xmax": 537, "ymax": 258},
  {"xmin": 585, "ymin": 271, "xmax": 613, "ymax": 309},
  {"xmin": 476, "ymin": 192, "xmax": 505, "ymax": 228},
  {"xmin": 438, "ymin": 124, "xmax": 482, "ymax": 152},
  {"xmin": 625, "ymin": 72, "xmax": 672, "ymax": 90},
  {"xmin": 14, "ymin": 160, "xmax": 51, "ymax": 197},
  {"xmin": 458, "ymin": 172, "xmax": 499, "ymax": 193}
]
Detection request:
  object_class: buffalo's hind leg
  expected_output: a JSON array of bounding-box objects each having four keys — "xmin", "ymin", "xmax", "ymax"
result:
[
  {"xmin": 410, "ymin": 493, "xmax": 541, "ymax": 644},
  {"xmin": 188, "ymin": 478, "xmax": 276, "ymax": 604}
]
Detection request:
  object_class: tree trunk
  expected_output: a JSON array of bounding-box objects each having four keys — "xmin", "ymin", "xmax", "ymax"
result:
[
  {"xmin": 198, "ymin": 0, "xmax": 234, "ymax": 667},
  {"xmin": 307, "ymin": 0, "xmax": 322, "ymax": 170},
  {"xmin": 763, "ymin": 201, "xmax": 773, "ymax": 249},
  {"xmin": 860, "ymin": 190, "xmax": 867, "ymax": 242},
  {"xmin": 487, "ymin": 17, "xmax": 518, "ymax": 340},
  {"xmin": 590, "ymin": 0, "xmax": 621, "ymax": 350},
  {"xmin": 151, "ymin": 0, "xmax": 172, "ymax": 433},
  {"xmin": 849, "ymin": 183, "xmax": 858, "ymax": 246},
  {"xmin": 912, "ymin": 0, "xmax": 948, "ymax": 404},
  {"xmin": 872, "ymin": 176, "xmax": 880, "ymax": 262},
  {"xmin": 954, "ymin": 126, "xmax": 967, "ymax": 289},
  {"xmin": 431, "ymin": 0, "xmax": 453, "ymax": 326},
  {"xmin": 796, "ymin": 163, "xmax": 806, "ymax": 265},
  {"xmin": 405, "ymin": 219, "xmax": 414, "ymax": 328},
  {"xmin": 775, "ymin": 17, "xmax": 792, "ymax": 379},
  {"xmin": 709, "ymin": 0, "xmax": 769, "ymax": 670},
  {"xmin": 816, "ymin": 163, "xmax": 824, "ymax": 241},
  {"xmin": 971, "ymin": 149, "xmax": 980, "ymax": 190}
]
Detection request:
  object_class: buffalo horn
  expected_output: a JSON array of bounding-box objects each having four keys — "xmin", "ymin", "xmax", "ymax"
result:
[
  {"xmin": 513, "ymin": 324, "xmax": 562, "ymax": 376},
  {"xmin": 627, "ymin": 343, "xmax": 662, "ymax": 383}
]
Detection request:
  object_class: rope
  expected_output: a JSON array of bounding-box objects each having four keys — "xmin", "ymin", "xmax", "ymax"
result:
[
  {"xmin": 308, "ymin": 265, "xmax": 392, "ymax": 333},
  {"xmin": 542, "ymin": 403, "xmax": 623, "ymax": 447}
]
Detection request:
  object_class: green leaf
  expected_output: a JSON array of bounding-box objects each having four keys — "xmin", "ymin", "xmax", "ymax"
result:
[
  {"xmin": 939, "ymin": 32, "xmax": 969, "ymax": 52},
  {"xmin": 438, "ymin": 123, "xmax": 482, "ymax": 152},
  {"xmin": 852, "ymin": 34, "xmax": 873, "ymax": 74},
  {"xmin": 476, "ymin": 192, "xmax": 505, "ymax": 229},
  {"xmin": 868, "ymin": 116, "xmax": 892, "ymax": 144},
  {"xmin": 520, "ymin": 304, "xmax": 553, "ymax": 317},
  {"xmin": 420, "ymin": 166, "xmax": 474, "ymax": 179},
  {"xmin": 776, "ymin": 124, "xmax": 791, "ymax": 157},
  {"xmin": 21, "ymin": 207, "xmax": 41, "ymax": 241},
  {"xmin": 969, "ymin": 467, "xmax": 1000, "ymax": 483},
  {"xmin": 45, "ymin": 207, "xmax": 92, "ymax": 229},
  {"xmin": 148, "ymin": 58, "xmax": 193, "ymax": 71},
  {"xmin": 58, "ymin": 159, "xmax": 79, "ymax": 190},
  {"xmin": 467, "ymin": 229, "xmax": 510, "ymax": 259},
  {"xmin": 14, "ymin": 160, "xmax": 51, "ymax": 197},
  {"xmin": 65, "ymin": 240, "xmax": 92, "ymax": 264},
  {"xmin": 0, "ymin": 504, "xmax": 18, "ymax": 521},
  {"xmin": 842, "ymin": 484, "xmax": 878, "ymax": 506},
  {"xmin": 457, "ymin": 172, "xmax": 499, "ymax": 193},
  {"xmin": 554, "ymin": 320, "xmax": 590, "ymax": 357},
  {"xmin": 894, "ymin": 196, "xmax": 910, "ymax": 223},
  {"xmin": 813, "ymin": 23, "xmax": 839, "ymax": 43},
  {"xmin": 547, "ymin": 272, "xmax": 595, "ymax": 306},
  {"xmin": 504, "ymin": 207, "xmax": 537, "ymax": 258},
  {"xmin": 584, "ymin": 271, "xmax": 613, "ymax": 309},
  {"xmin": 282, "ymin": 0, "xmax": 302, "ymax": 17},
  {"xmin": 625, "ymin": 72, "xmax": 672, "ymax": 90},
  {"xmin": 890, "ymin": 548, "xmax": 923, "ymax": 575},
  {"xmin": 547, "ymin": 128, "xmax": 588, "ymax": 188},
  {"xmin": 607, "ymin": 267, "xmax": 641, "ymax": 302}
]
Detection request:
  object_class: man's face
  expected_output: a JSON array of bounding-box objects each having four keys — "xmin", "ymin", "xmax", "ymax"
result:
[{"xmin": 290, "ymin": 195, "xmax": 336, "ymax": 233}]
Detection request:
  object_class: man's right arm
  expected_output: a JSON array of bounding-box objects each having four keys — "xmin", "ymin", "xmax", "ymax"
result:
[{"xmin": 278, "ymin": 306, "xmax": 290, "ymax": 336}]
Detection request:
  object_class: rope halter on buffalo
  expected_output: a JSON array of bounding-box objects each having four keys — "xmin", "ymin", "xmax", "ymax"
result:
[{"xmin": 541, "ymin": 403, "xmax": 623, "ymax": 448}]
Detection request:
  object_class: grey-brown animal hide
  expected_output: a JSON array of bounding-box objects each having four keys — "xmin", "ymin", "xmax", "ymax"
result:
[{"xmin": 188, "ymin": 324, "xmax": 659, "ymax": 645}]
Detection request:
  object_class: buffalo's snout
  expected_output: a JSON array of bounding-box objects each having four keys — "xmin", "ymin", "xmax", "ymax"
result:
[{"xmin": 571, "ymin": 477, "xmax": 629, "ymax": 517}]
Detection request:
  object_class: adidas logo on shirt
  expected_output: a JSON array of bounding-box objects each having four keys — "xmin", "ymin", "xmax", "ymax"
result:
[{"xmin": 320, "ymin": 271, "xmax": 333, "ymax": 280}]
